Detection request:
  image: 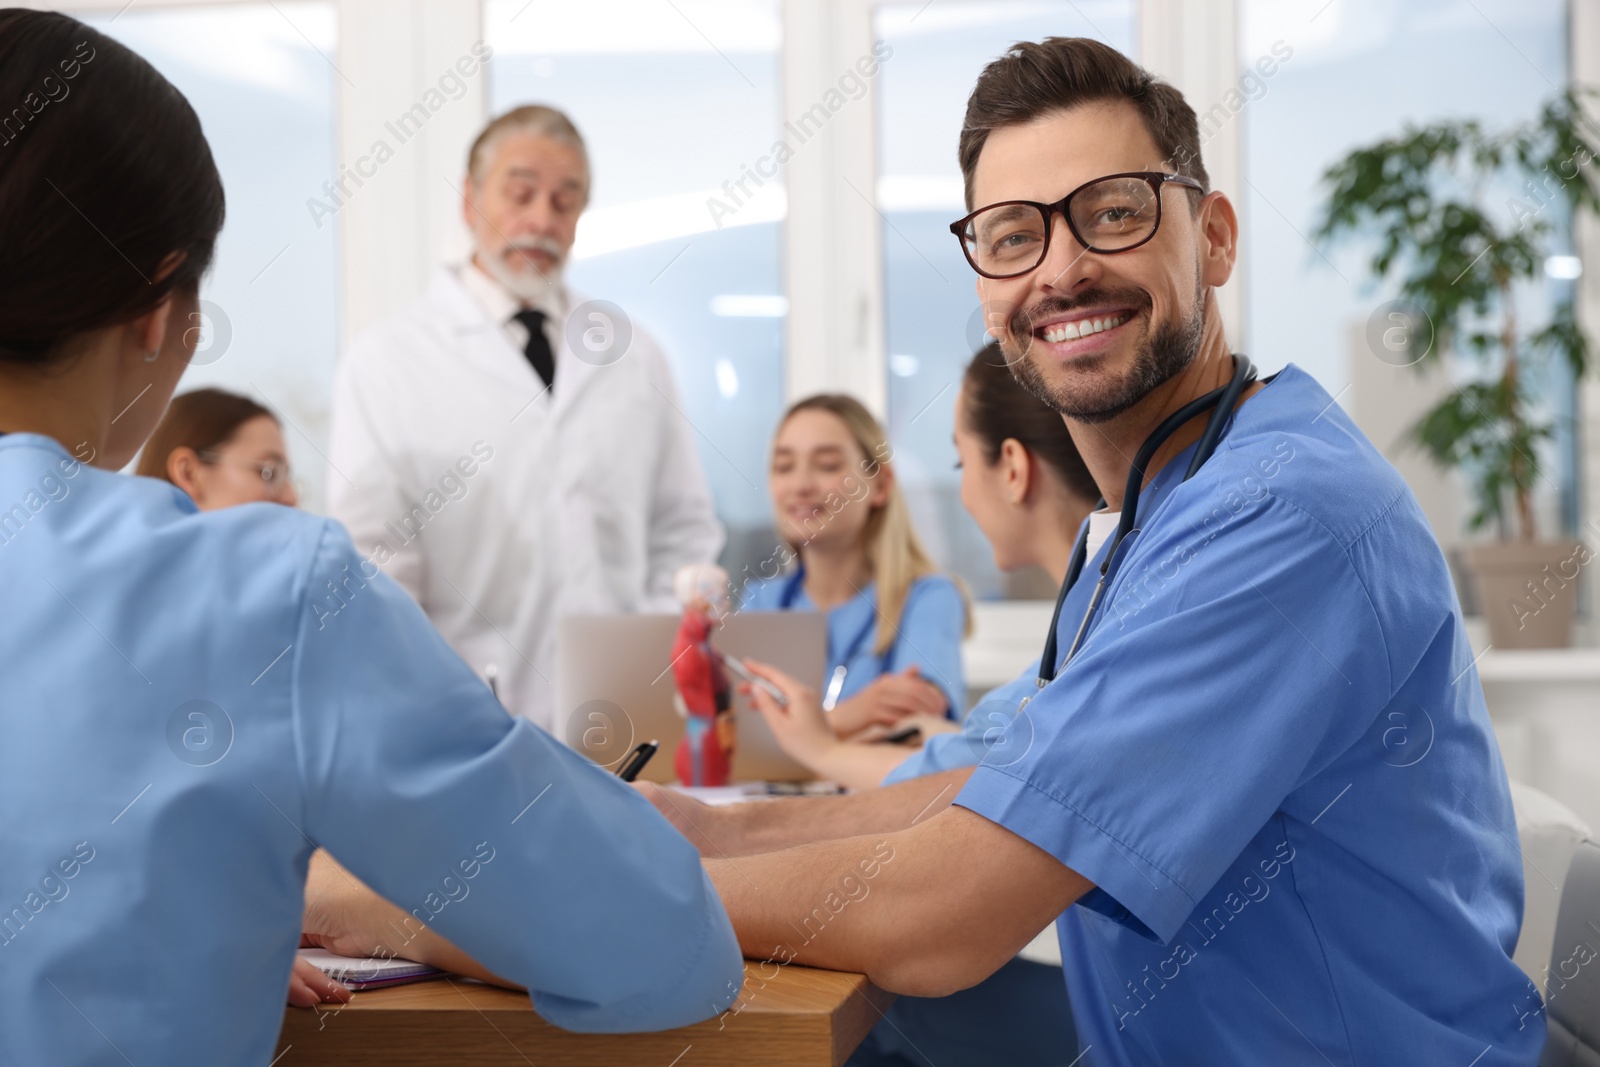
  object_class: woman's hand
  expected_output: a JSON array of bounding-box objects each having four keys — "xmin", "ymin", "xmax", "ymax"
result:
[
  {"xmin": 827, "ymin": 666, "xmax": 948, "ymax": 739},
  {"xmin": 737, "ymin": 660, "xmax": 930, "ymax": 791},
  {"xmin": 286, "ymin": 955, "xmax": 352, "ymax": 1008},
  {"xmin": 741, "ymin": 658, "xmax": 840, "ymax": 769},
  {"xmin": 850, "ymin": 712, "xmax": 961, "ymax": 744}
]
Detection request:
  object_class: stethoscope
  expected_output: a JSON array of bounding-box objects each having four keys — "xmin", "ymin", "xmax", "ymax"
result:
[
  {"xmin": 1035, "ymin": 355, "xmax": 1259, "ymax": 695},
  {"xmin": 778, "ymin": 567, "xmax": 883, "ymax": 711}
]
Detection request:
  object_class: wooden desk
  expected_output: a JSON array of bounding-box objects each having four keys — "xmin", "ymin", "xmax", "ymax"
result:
[{"xmin": 275, "ymin": 962, "xmax": 895, "ymax": 1067}]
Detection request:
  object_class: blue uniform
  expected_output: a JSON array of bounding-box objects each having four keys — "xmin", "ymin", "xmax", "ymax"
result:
[
  {"xmin": 740, "ymin": 569, "xmax": 966, "ymax": 717},
  {"xmin": 952, "ymin": 366, "xmax": 1538, "ymax": 1065},
  {"xmin": 882, "ymin": 658, "xmax": 1044, "ymax": 786},
  {"xmin": 0, "ymin": 433, "xmax": 742, "ymax": 1067},
  {"xmin": 860, "ymin": 662, "xmax": 1082, "ymax": 1067}
]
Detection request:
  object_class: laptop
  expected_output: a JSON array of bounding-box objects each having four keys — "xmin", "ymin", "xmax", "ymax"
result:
[{"xmin": 554, "ymin": 612, "xmax": 827, "ymax": 783}]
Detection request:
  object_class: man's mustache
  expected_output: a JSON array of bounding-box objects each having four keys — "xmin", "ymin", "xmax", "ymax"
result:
[{"xmin": 504, "ymin": 238, "xmax": 565, "ymax": 266}]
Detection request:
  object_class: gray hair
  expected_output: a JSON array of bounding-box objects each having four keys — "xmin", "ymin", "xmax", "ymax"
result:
[{"xmin": 467, "ymin": 104, "xmax": 590, "ymax": 197}]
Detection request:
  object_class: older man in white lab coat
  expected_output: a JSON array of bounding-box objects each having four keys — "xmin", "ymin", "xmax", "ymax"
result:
[{"xmin": 328, "ymin": 105, "xmax": 722, "ymax": 732}]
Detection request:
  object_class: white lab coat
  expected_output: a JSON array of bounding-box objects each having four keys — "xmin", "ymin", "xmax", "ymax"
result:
[{"xmin": 327, "ymin": 267, "xmax": 723, "ymax": 732}]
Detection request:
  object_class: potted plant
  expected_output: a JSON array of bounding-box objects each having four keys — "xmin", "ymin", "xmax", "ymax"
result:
[{"xmin": 1315, "ymin": 91, "xmax": 1600, "ymax": 648}]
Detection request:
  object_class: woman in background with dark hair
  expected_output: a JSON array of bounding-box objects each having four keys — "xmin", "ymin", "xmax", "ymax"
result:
[
  {"xmin": 0, "ymin": 11, "xmax": 741, "ymax": 1065},
  {"xmin": 752, "ymin": 344, "xmax": 1100, "ymax": 793},
  {"xmin": 741, "ymin": 344, "xmax": 1097, "ymax": 1067},
  {"xmin": 136, "ymin": 388, "xmax": 299, "ymax": 509}
]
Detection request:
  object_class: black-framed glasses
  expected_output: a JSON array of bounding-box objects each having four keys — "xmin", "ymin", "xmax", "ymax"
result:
[{"xmin": 948, "ymin": 171, "xmax": 1206, "ymax": 279}]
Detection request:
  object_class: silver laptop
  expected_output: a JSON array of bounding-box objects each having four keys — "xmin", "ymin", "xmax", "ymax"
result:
[{"xmin": 555, "ymin": 612, "xmax": 827, "ymax": 783}]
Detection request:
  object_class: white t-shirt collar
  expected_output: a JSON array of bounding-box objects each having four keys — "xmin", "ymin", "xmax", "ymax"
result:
[{"xmin": 1084, "ymin": 508, "xmax": 1122, "ymax": 562}]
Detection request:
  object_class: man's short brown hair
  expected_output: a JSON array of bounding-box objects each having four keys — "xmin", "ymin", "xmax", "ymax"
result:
[{"xmin": 957, "ymin": 37, "xmax": 1208, "ymax": 210}]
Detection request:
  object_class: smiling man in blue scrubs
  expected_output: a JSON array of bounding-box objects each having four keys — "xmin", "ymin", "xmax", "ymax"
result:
[{"xmin": 639, "ymin": 37, "xmax": 1542, "ymax": 1066}]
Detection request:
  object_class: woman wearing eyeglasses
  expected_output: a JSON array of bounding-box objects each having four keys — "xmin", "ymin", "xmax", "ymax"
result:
[{"xmin": 136, "ymin": 388, "xmax": 299, "ymax": 509}]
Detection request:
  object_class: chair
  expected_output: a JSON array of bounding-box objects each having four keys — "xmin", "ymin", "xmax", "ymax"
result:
[
  {"xmin": 1539, "ymin": 839, "xmax": 1600, "ymax": 1065},
  {"xmin": 1512, "ymin": 780, "xmax": 1594, "ymax": 994}
]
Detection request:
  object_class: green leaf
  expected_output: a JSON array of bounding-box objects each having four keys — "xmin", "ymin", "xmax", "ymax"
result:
[{"xmin": 1316, "ymin": 88, "xmax": 1600, "ymax": 536}]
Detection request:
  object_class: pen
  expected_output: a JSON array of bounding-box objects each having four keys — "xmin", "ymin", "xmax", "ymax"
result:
[
  {"xmin": 485, "ymin": 663, "xmax": 501, "ymax": 705},
  {"xmin": 617, "ymin": 740, "xmax": 658, "ymax": 782},
  {"xmin": 713, "ymin": 649, "xmax": 789, "ymax": 708}
]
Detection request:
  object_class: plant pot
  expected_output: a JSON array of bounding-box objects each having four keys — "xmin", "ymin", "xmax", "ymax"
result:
[{"xmin": 1462, "ymin": 541, "xmax": 1589, "ymax": 649}]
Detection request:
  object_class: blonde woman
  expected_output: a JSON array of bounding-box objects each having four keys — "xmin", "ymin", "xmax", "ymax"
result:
[{"xmin": 739, "ymin": 394, "xmax": 969, "ymax": 739}]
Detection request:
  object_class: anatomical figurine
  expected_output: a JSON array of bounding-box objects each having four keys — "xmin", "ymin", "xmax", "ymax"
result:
[{"xmin": 670, "ymin": 564, "xmax": 735, "ymax": 786}]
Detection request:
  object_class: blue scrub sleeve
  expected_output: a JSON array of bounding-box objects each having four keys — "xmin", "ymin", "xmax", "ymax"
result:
[
  {"xmin": 288, "ymin": 522, "xmax": 743, "ymax": 1032},
  {"xmin": 954, "ymin": 498, "xmax": 1390, "ymax": 944},
  {"xmin": 884, "ymin": 575, "xmax": 968, "ymax": 718},
  {"xmin": 882, "ymin": 660, "xmax": 1043, "ymax": 786}
]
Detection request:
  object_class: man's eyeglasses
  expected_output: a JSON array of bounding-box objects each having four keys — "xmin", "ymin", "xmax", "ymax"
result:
[
  {"xmin": 948, "ymin": 171, "xmax": 1206, "ymax": 280},
  {"xmin": 197, "ymin": 450, "xmax": 295, "ymax": 492}
]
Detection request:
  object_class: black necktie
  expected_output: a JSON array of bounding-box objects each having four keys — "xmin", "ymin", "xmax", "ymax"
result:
[{"xmin": 512, "ymin": 309, "xmax": 555, "ymax": 391}]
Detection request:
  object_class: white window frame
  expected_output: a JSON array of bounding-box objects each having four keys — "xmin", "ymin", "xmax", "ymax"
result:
[
  {"xmin": 780, "ymin": 0, "xmax": 887, "ymax": 414},
  {"xmin": 34, "ymin": 0, "xmax": 487, "ymax": 352},
  {"xmin": 329, "ymin": 0, "xmax": 487, "ymax": 347},
  {"xmin": 45, "ymin": 0, "xmax": 1241, "ymax": 395},
  {"xmin": 40, "ymin": 0, "xmax": 1595, "ymax": 562},
  {"xmin": 1575, "ymin": 0, "xmax": 1600, "ymax": 558}
]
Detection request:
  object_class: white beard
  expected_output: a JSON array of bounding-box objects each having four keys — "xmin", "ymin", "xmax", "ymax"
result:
[{"xmin": 478, "ymin": 245, "xmax": 564, "ymax": 306}]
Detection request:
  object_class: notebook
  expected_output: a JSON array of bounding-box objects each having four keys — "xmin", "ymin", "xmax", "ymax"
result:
[{"xmin": 297, "ymin": 947, "xmax": 446, "ymax": 991}]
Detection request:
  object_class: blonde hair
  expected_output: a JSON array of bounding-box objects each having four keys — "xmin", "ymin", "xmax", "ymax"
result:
[
  {"xmin": 777, "ymin": 394, "xmax": 971, "ymax": 655},
  {"xmin": 467, "ymin": 104, "xmax": 589, "ymax": 199}
]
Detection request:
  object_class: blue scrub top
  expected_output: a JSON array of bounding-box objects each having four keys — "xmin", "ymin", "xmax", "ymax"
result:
[
  {"xmin": 740, "ymin": 569, "xmax": 966, "ymax": 718},
  {"xmin": 945, "ymin": 367, "xmax": 1538, "ymax": 1065},
  {"xmin": 881, "ymin": 655, "xmax": 1045, "ymax": 786},
  {"xmin": 0, "ymin": 434, "xmax": 742, "ymax": 1067}
]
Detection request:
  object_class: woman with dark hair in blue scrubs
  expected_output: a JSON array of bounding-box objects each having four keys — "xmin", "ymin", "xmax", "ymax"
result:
[
  {"xmin": 748, "ymin": 348, "xmax": 1100, "ymax": 1067},
  {"xmin": 740, "ymin": 393, "xmax": 971, "ymax": 740},
  {"xmin": 755, "ymin": 348, "xmax": 1100, "ymax": 795},
  {"xmin": 0, "ymin": 12, "xmax": 740, "ymax": 1066}
]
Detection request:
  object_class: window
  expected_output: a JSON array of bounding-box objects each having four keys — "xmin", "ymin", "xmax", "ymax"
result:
[
  {"xmin": 874, "ymin": 1, "xmax": 1139, "ymax": 600},
  {"xmin": 1239, "ymin": 0, "xmax": 1576, "ymax": 540},
  {"xmin": 85, "ymin": 2, "xmax": 341, "ymax": 511},
  {"xmin": 486, "ymin": 0, "xmax": 786, "ymax": 577}
]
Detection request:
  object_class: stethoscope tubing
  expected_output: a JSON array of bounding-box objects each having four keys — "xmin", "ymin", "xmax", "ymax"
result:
[{"xmin": 1037, "ymin": 355, "xmax": 1259, "ymax": 689}]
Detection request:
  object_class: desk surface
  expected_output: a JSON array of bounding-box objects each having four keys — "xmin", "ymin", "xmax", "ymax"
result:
[{"xmin": 276, "ymin": 961, "xmax": 894, "ymax": 1067}]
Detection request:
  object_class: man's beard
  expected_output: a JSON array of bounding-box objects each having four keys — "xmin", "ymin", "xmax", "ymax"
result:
[
  {"xmin": 1003, "ymin": 283, "xmax": 1205, "ymax": 423},
  {"xmin": 480, "ymin": 239, "xmax": 565, "ymax": 304}
]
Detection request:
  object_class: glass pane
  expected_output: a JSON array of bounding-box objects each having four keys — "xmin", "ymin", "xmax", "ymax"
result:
[
  {"xmin": 1240, "ymin": 0, "xmax": 1575, "ymax": 537},
  {"xmin": 875, "ymin": 2, "xmax": 1139, "ymax": 600},
  {"xmin": 83, "ymin": 3, "xmax": 341, "ymax": 512},
  {"xmin": 486, "ymin": 0, "xmax": 785, "ymax": 578}
]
